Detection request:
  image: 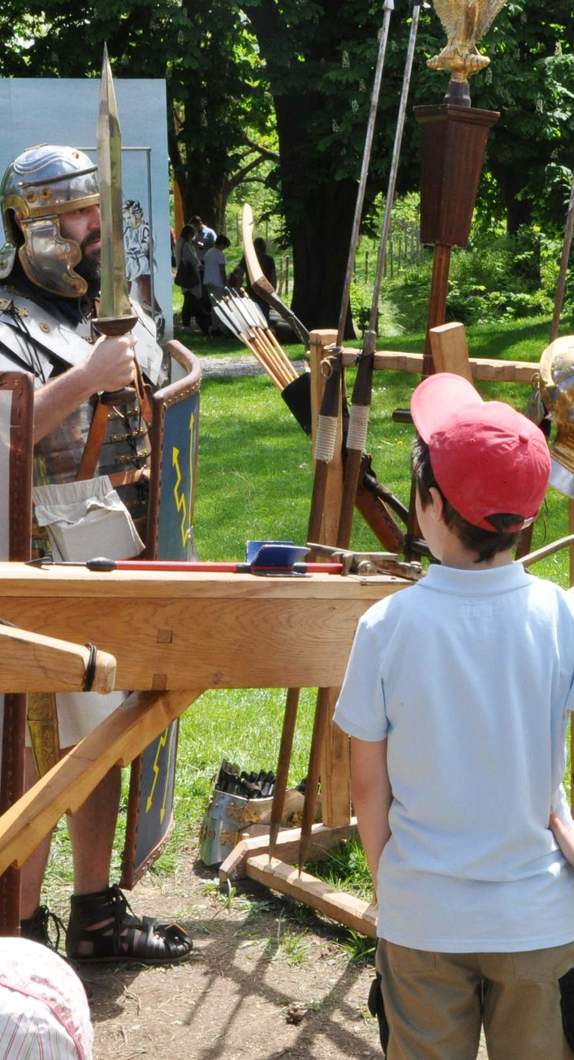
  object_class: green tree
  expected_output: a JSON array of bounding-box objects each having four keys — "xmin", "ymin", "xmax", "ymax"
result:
[
  {"xmin": 2, "ymin": 0, "xmax": 573, "ymax": 327},
  {"xmin": 0, "ymin": 0, "xmax": 274, "ymax": 231},
  {"xmin": 468, "ymin": 0, "xmax": 574, "ymax": 234},
  {"xmin": 241, "ymin": 0, "xmax": 419, "ymax": 331}
]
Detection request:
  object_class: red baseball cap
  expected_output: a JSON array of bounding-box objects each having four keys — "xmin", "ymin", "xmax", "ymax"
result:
[{"xmin": 411, "ymin": 373, "xmax": 551, "ymax": 532}]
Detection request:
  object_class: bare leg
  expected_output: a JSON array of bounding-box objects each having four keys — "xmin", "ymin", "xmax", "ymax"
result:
[
  {"xmin": 20, "ymin": 748, "xmax": 52, "ymax": 919},
  {"xmin": 66, "ymin": 759, "xmax": 121, "ymax": 895}
]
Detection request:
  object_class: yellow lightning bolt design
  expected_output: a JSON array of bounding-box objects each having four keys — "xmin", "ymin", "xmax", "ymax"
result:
[
  {"xmin": 172, "ymin": 446, "xmax": 188, "ymax": 549},
  {"xmin": 146, "ymin": 729, "xmax": 168, "ymax": 813},
  {"xmin": 160, "ymin": 727, "xmax": 176, "ymax": 824}
]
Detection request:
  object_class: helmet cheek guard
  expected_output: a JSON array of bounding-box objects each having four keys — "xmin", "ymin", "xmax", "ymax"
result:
[
  {"xmin": 0, "ymin": 145, "xmax": 99, "ymax": 298},
  {"xmin": 19, "ymin": 217, "xmax": 86, "ymax": 298}
]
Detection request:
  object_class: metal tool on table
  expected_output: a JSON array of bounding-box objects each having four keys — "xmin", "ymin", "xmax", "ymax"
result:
[{"xmin": 307, "ymin": 543, "xmax": 423, "ymax": 581}]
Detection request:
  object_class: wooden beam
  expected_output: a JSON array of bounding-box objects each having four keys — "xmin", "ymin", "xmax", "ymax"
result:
[
  {"xmin": 338, "ymin": 349, "xmax": 538, "ymax": 384},
  {"xmin": 0, "ymin": 624, "xmax": 115, "ymax": 693},
  {"xmin": 0, "ymin": 687, "xmax": 201, "ymax": 873},
  {"xmin": 245, "ymin": 854, "xmax": 377, "ymax": 938},
  {"xmin": 0, "ymin": 566, "xmax": 407, "ymax": 691},
  {"xmin": 219, "ymin": 820, "xmax": 359, "ymax": 881}
]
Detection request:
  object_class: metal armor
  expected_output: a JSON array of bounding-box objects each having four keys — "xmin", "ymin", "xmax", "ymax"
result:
[
  {"xmin": 0, "ymin": 285, "xmax": 164, "ymax": 539},
  {"xmin": 0, "ymin": 145, "xmax": 99, "ymax": 298},
  {"xmin": 539, "ymin": 335, "xmax": 574, "ymax": 475}
]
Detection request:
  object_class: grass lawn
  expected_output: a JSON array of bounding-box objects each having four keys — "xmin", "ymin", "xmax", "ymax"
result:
[{"xmin": 46, "ymin": 308, "xmax": 574, "ymax": 904}]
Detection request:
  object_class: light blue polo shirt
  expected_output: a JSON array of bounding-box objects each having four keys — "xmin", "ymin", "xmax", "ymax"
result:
[{"xmin": 334, "ymin": 562, "xmax": 574, "ymax": 952}]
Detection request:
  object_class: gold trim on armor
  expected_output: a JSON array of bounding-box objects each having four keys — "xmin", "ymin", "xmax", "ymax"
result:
[{"xmin": 3, "ymin": 192, "xmax": 100, "ymax": 222}]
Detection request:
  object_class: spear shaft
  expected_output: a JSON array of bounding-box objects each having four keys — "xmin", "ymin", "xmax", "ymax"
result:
[
  {"xmin": 298, "ymin": 1, "xmax": 401, "ymax": 876},
  {"xmin": 336, "ymin": 0, "xmax": 395, "ymax": 345},
  {"xmin": 307, "ymin": 0, "xmax": 396, "ymax": 551},
  {"xmin": 336, "ymin": 0, "xmax": 422, "ymax": 552}
]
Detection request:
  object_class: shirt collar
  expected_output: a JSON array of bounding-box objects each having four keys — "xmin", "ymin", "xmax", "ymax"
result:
[{"xmin": 420, "ymin": 561, "xmax": 532, "ymax": 596}]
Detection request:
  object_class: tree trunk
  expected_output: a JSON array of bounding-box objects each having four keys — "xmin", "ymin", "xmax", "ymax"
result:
[
  {"xmin": 289, "ymin": 180, "xmax": 357, "ymax": 335},
  {"xmin": 245, "ymin": 0, "xmax": 362, "ymax": 337},
  {"xmin": 490, "ymin": 156, "xmax": 535, "ymax": 236}
]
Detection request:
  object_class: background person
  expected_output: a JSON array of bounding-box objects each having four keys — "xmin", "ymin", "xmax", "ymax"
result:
[
  {"xmin": 335, "ymin": 373, "xmax": 574, "ymax": 1059},
  {"xmin": 203, "ymin": 234, "xmax": 230, "ymax": 334},
  {"xmin": 202, "ymin": 233, "xmax": 230, "ymax": 297},
  {"xmin": 174, "ymin": 223, "xmax": 211, "ymax": 335},
  {"xmin": 189, "ymin": 214, "xmax": 216, "ymax": 269}
]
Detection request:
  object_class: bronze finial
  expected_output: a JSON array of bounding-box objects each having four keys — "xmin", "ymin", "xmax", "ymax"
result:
[{"xmin": 428, "ymin": 0, "xmax": 507, "ymax": 91}]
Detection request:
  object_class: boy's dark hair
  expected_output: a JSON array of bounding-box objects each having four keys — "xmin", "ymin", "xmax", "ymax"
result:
[{"xmin": 411, "ymin": 435, "xmax": 523, "ymax": 563}]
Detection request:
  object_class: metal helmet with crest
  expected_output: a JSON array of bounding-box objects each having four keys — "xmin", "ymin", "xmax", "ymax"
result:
[
  {"xmin": 539, "ymin": 335, "xmax": 574, "ymax": 474},
  {"xmin": 0, "ymin": 144, "xmax": 99, "ymax": 298}
]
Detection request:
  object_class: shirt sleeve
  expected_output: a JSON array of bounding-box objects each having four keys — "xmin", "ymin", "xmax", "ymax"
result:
[
  {"xmin": 333, "ymin": 613, "xmax": 388, "ymax": 741},
  {"xmin": 561, "ymin": 590, "xmax": 574, "ymax": 713}
]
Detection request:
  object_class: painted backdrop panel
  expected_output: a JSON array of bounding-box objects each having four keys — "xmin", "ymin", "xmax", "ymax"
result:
[{"xmin": 0, "ymin": 78, "xmax": 172, "ymax": 339}]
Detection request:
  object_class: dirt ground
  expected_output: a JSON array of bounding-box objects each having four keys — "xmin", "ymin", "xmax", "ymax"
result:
[{"xmin": 77, "ymin": 847, "xmax": 488, "ymax": 1060}]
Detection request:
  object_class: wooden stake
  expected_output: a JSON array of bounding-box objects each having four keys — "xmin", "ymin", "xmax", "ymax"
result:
[
  {"xmin": 247, "ymin": 854, "xmax": 377, "ymax": 938},
  {"xmin": 298, "ymin": 686, "xmax": 332, "ymax": 874},
  {"xmin": 269, "ymin": 687, "xmax": 300, "ymax": 860}
]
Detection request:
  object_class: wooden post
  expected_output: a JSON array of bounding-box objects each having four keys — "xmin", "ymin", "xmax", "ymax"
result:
[
  {"xmin": 173, "ymin": 179, "xmax": 184, "ymax": 239},
  {"xmin": 429, "ymin": 322, "xmax": 473, "ymax": 381},
  {"xmin": 309, "ymin": 329, "xmax": 351, "ymax": 828}
]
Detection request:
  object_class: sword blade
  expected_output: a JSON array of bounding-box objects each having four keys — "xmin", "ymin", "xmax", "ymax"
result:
[{"xmin": 97, "ymin": 44, "xmax": 133, "ymax": 323}]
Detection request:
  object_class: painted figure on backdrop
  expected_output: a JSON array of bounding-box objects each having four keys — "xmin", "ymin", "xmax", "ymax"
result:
[{"xmin": 122, "ymin": 198, "xmax": 164, "ymax": 338}]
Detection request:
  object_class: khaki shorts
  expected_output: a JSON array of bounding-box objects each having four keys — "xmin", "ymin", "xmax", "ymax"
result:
[{"xmin": 376, "ymin": 938, "xmax": 574, "ymax": 1060}]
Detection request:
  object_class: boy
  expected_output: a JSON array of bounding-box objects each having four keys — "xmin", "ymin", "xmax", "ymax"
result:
[{"xmin": 334, "ymin": 372, "xmax": 574, "ymax": 1059}]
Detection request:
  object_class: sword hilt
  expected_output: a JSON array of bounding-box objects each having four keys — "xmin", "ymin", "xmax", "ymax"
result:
[{"xmin": 92, "ymin": 313, "xmax": 138, "ymax": 403}]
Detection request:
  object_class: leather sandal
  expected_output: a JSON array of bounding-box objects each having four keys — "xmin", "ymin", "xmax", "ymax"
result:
[
  {"xmin": 20, "ymin": 904, "xmax": 66, "ymax": 952},
  {"xmin": 66, "ymin": 884, "xmax": 193, "ymax": 964}
]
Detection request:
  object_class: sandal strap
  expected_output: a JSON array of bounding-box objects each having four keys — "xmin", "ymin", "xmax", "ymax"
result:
[
  {"xmin": 21, "ymin": 904, "xmax": 65, "ymax": 952},
  {"xmin": 66, "ymin": 884, "xmax": 192, "ymax": 963}
]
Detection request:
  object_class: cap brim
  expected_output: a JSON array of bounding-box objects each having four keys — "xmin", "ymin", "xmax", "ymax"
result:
[{"xmin": 411, "ymin": 373, "xmax": 483, "ymax": 442}]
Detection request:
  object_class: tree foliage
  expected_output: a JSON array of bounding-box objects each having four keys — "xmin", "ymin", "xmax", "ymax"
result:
[
  {"xmin": 0, "ymin": 0, "xmax": 274, "ymax": 230},
  {"xmin": 1, "ymin": 0, "xmax": 573, "ymax": 326}
]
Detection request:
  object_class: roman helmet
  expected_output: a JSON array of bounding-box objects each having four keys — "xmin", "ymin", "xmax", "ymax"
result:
[
  {"xmin": 0, "ymin": 144, "xmax": 99, "ymax": 298},
  {"xmin": 539, "ymin": 335, "xmax": 574, "ymax": 474}
]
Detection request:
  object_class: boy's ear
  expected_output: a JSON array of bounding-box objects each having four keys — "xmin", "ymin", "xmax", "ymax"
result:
[{"xmin": 428, "ymin": 486, "xmax": 445, "ymax": 522}]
